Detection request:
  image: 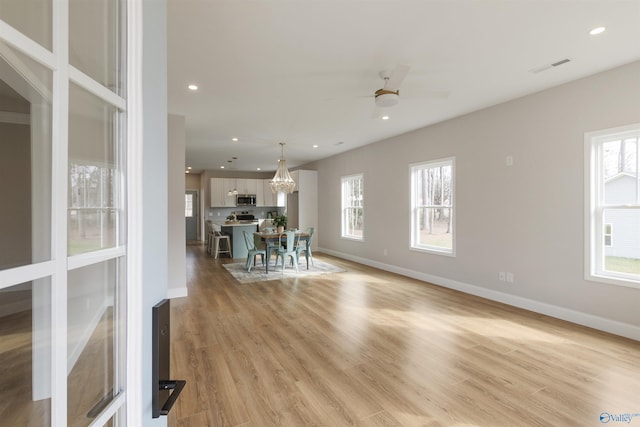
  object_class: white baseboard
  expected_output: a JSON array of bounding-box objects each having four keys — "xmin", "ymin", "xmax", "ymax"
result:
[
  {"xmin": 319, "ymin": 247, "xmax": 640, "ymax": 341},
  {"xmin": 167, "ymin": 286, "xmax": 188, "ymax": 299}
]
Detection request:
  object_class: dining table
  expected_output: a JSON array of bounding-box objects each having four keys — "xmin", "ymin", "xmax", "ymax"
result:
[{"xmin": 253, "ymin": 231, "xmax": 310, "ymax": 273}]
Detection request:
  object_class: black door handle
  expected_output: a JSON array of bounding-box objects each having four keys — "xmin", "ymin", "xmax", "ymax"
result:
[{"xmin": 158, "ymin": 379, "xmax": 186, "ymax": 416}]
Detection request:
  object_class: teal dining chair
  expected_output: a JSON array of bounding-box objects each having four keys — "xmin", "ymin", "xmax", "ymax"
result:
[
  {"xmin": 243, "ymin": 230, "xmax": 266, "ymax": 272},
  {"xmin": 274, "ymin": 231, "xmax": 299, "ymax": 273},
  {"xmin": 295, "ymin": 227, "xmax": 315, "ymax": 269}
]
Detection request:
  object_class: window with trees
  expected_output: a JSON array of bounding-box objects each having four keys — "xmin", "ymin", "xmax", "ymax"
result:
[
  {"xmin": 585, "ymin": 125, "xmax": 640, "ymax": 287},
  {"xmin": 341, "ymin": 174, "xmax": 364, "ymax": 240},
  {"xmin": 411, "ymin": 158, "xmax": 454, "ymax": 255}
]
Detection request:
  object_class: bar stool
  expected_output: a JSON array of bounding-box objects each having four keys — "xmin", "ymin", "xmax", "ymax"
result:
[
  {"xmin": 205, "ymin": 221, "xmax": 214, "ymax": 254},
  {"xmin": 210, "ymin": 224, "xmax": 232, "ymax": 259}
]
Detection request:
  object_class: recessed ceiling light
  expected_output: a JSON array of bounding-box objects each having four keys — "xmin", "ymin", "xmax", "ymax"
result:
[
  {"xmin": 187, "ymin": 166, "xmax": 192, "ymax": 170},
  {"xmin": 185, "ymin": 170, "xmax": 190, "ymax": 173},
  {"xmin": 257, "ymin": 167, "xmax": 261, "ymax": 171},
  {"xmin": 382, "ymin": 115, "xmax": 390, "ymax": 120},
  {"xmin": 589, "ymin": 26, "xmax": 606, "ymax": 35},
  {"xmin": 220, "ymin": 166, "xmax": 225, "ymax": 169},
  {"xmin": 187, "ymin": 84, "xmax": 198, "ymax": 91},
  {"xmin": 312, "ymin": 144, "xmax": 318, "ymax": 148},
  {"xmin": 232, "ymin": 137, "xmax": 238, "ymax": 142}
]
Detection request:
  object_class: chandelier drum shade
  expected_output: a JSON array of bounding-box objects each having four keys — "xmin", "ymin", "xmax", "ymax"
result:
[{"xmin": 270, "ymin": 142, "xmax": 296, "ymax": 194}]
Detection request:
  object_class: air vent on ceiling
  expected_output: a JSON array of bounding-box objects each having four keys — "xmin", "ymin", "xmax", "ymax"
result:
[{"xmin": 529, "ymin": 58, "xmax": 572, "ymax": 74}]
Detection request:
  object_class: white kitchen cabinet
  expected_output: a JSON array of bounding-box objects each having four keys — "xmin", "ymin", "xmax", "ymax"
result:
[
  {"xmin": 210, "ymin": 178, "xmax": 226, "ymax": 207},
  {"xmin": 211, "ymin": 178, "xmax": 238, "ymax": 207},
  {"xmin": 213, "ymin": 177, "xmax": 286, "ymax": 208},
  {"xmin": 223, "ymin": 179, "xmax": 237, "ymax": 206},
  {"xmin": 255, "ymin": 180, "xmax": 265, "ymax": 206},
  {"xmin": 236, "ymin": 178, "xmax": 258, "ymax": 195},
  {"xmin": 290, "ymin": 170, "xmax": 311, "ymax": 194},
  {"xmin": 261, "ymin": 180, "xmax": 273, "ymax": 206},
  {"xmin": 261, "ymin": 179, "xmax": 287, "ymax": 207},
  {"xmin": 290, "ymin": 170, "xmax": 300, "ymax": 192}
]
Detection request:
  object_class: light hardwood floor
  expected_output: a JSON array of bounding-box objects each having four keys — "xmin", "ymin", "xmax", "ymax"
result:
[
  {"xmin": 169, "ymin": 244, "xmax": 640, "ymax": 427},
  {"xmin": 0, "ymin": 297, "xmax": 113, "ymax": 426}
]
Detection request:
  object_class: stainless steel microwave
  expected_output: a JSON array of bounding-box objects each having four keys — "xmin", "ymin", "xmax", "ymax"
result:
[{"xmin": 236, "ymin": 194, "xmax": 256, "ymax": 206}]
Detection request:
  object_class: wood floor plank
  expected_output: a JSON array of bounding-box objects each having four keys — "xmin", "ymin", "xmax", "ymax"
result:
[{"xmin": 169, "ymin": 244, "xmax": 640, "ymax": 426}]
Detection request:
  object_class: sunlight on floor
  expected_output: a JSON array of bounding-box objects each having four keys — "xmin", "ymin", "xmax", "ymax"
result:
[{"xmin": 357, "ymin": 307, "xmax": 567, "ymax": 343}]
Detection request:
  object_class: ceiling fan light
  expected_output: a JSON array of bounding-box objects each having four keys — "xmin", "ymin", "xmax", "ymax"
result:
[{"xmin": 375, "ymin": 92, "xmax": 399, "ymax": 107}]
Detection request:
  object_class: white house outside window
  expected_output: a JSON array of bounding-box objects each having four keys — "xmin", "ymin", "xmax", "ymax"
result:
[
  {"xmin": 341, "ymin": 174, "xmax": 364, "ymax": 240},
  {"xmin": 585, "ymin": 124, "xmax": 640, "ymax": 287},
  {"xmin": 410, "ymin": 158, "xmax": 455, "ymax": 255}
]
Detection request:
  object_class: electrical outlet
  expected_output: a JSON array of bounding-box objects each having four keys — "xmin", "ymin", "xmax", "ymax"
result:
[
  {"xmin": 217, "ymin": 212, "xmax": 220, "ymax": 216},
  {"xmin": 506, "ymin": 155, "xmax": 513, "ymax": 166},
  {"xmin": 506, "ymin": 272, "xmax": 514, "ymax": 283},
  {"xmin": 499, "ymin": 272, "xmax": 506, "ymax": 281}
]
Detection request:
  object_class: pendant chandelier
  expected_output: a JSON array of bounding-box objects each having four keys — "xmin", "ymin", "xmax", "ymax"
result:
[{"xmin": 270, "ymin": 142, "xmax": 296, "ymax": 194}]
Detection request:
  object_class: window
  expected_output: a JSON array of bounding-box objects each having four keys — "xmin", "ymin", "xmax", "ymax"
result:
[
  {"xmin": 185, "ymin": 194, "xmax": 194, "ymax": 217},
  {"xmin": 411, "ymin": 158, "xmax": 455, "ymax": 255},
  {"xmin": 604, "ymin": 224, "xmax": 612, "ymax": 247},
  {"xmin": 585, "ymin": 125, "xmax": 640, "ymax": 287},
  {"xmin": 341, "ymin": 174, "xmax": 364, "ymax": 240}
]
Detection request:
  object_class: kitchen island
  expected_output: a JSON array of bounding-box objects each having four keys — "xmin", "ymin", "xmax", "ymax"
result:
[{"xmin": 221, "ymin": 222, "xmax": 259, "ymax": 259}]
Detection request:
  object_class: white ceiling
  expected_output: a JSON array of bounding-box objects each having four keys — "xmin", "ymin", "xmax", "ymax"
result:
[{"xmin": 168, "ymin": 0, "xmax": 640, "ymax": 173}]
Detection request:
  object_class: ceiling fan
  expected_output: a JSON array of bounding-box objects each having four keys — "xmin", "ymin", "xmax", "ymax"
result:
[
  {"xmin": 374, "ymin": 63, "xmax": 410, "ymax": 108},
  {"xmin": 370, "ymin": 63, "xmax": 450, "ymax": 118}
]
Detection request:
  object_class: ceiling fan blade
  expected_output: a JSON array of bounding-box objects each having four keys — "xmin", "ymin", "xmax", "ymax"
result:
[{"xmin": 384, "ymin": 64, "xmax": 411, "ymax": 91}]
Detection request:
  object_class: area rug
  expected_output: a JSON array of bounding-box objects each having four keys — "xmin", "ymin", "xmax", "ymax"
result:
[{"xmin": 223, "ymin": 259, "xmax": 346, "ymax": 284}]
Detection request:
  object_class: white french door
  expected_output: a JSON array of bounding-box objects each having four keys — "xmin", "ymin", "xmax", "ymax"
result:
[{"xmin": 0, "ymin": 1, "xmax": 130, "ymax": 425}]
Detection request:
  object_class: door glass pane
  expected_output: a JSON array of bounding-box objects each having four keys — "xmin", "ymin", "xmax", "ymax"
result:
[
  {"xmin": 0, "ymin": 0, "xmax": 52, "ymax": 49},
  {"xmin": 67, "ymin": 259, "xmax": 120, "ymax": 426},
  {"xmin": 0, "ymin": 43, "xmax": 52, "ymax": 270},
  {"xmin": 69, "ymin": 0, "xmax": 123, "ymax": 94},
  {"xmin": 0, "ymin": 279, "xmax": 52, "ymax": 426},
  {"xmin": 68, "ymin": 83, "xmax": 120, "ymax": 255}
]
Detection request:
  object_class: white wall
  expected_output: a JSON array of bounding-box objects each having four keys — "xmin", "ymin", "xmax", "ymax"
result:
[
  {"xmin": 314, "ymin": 60, "xmax": 640, "ymax": 339},
  {"xmin": 141, "ymin": 0, "xmax": 169, "ymax": 425},
  {"xmin": 167, "ymin": 114, "xmax": 187, "ymax": 298}
]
